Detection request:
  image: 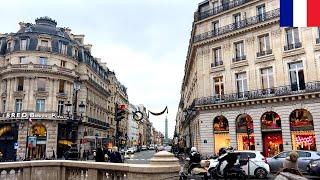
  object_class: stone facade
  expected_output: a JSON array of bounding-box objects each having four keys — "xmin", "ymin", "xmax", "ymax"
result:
[
  {"xmin": 177, "ymin": 0, "xmax": 320, "ymax": 156},
  {"xmin": 0, "ymin": 17, "xmax": 128, "ymax": 161}
]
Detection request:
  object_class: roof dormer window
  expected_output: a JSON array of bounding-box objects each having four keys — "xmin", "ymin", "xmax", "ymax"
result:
[
  {"xmin": 20, "ymin": 39, "xmax": 28, "ymax": 51},
  {"xmin": 59, "ymin": 42, "xmax": 67, "ymax": 55}
]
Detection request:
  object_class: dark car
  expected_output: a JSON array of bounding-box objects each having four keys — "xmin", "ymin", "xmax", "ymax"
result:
[
  {"xmin": 307, "ymin": 159, "xmax": 320, "ymax": 176},
  {"xmin": 267, "ymin": 150, "xmax": 320, "ymax": 174}
]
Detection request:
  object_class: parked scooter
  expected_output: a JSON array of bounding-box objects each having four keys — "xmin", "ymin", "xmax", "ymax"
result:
[{"xmin": 180, "ymin": 157, "xmax": 210, "ymax": 180}]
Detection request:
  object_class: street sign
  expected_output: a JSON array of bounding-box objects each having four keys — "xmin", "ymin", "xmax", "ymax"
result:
[{"xmin": 14, "ymin": 142, "xmax": 19, "ymax": 149}]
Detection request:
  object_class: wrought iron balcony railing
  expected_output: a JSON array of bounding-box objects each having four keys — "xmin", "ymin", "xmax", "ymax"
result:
[
  {"xmin": 284, "ymin": 42, "xmax": 302, "ymax": 51},
  {"xmin": 194, "ymin": 81, "xmax": 320, "ymax": 106},
  {"xmin": 257, "ymin": 49, "xmax": 272, "ymax": 57},
  {"xmin": 211, "ymin": 60, "xmax": 224, "ymax": 67},
  {"xmin": 232, "ymin": 55, "xmax": 246, "ymax": 62},
  {"xmin": 195, "ymin": 0, "xmax": 252, "ymax": 21},
  {"xmin": 38, "ymin": 46, "xmax": 52, "ymax": 52},
  {"xmin": 193, "ymin": 9, "xmax": 280, "ymax": 43}
]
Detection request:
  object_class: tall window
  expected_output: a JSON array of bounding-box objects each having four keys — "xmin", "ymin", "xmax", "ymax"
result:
[
  {"xmin": 213, "ymin": 47, "xmax": 222, "ymax": 66},
  {"xmin": 289, "ymin": 62, "xmax": 305, "ymax": 91},
  {"xmin": 37, "ymin": 78, "xmax": 46, "ymax": 91},
  {"xmin": 40, "ymin": 40, "xmax": 49, "ymax": 47},
  {"xmin": 213, "ymin": 76, "xmax": 224, "ymax": 98},
  {"xmin": 59, "ymin": 80, "xmax": 65, "ymax": 93},
  {"xmin": 233, "ymin": 13, "xmax": 241, "ymax": 28},
  {"xmin": 258, "ymin": 34, "xmax": 271, "ymax": 56},
  {"xmin": 58, "ymin": 100, "xmax": 64, "ymax": 116},
  {"xmin": 39, "ymin": 57, "xmax": 47, "ymax": 65},
  {"xmin": 20, "ymin": 39, "xmax": 27, "ymax": 50},
  {"xmin": 2, "ymin": 100, "xmax": 6, "ymax": 112},
  {"xmin": 261, "ymin": 68, "xmax": 274, "ymax": 90},
  {"xmin": 15, "ymin": 99, "xmax": 22, "ymax": 112},
  {"xmin": 60, "ymin": 42, "xmax": 67, "ymax": 55},
  {"xmin": 234, "ymin": 41, "xmax": 245, "ymax": 61},
  {"xmin": 257, "ymin": 4, "xmax": 266, "ymax": 21},
  {"xmin": 285, "ymin": 28, "xmax": 300, "ymax": 50},
  {"xmin": 236, "ymin": 72, "xmax": 248, "ymax": 98},
  {"xmin": 212, "ymin": 1, "xmax": 219, "ymax": 14},
  {"xmin": 17, "ymin": 77, "xmax": 24, "ymax": 91},
  {"xmin": 212, "ymin": 21, "xmax": 219, "ymax": 35},
  {"xmin": 36, "ymin": 99, "xmax": 45, "ymax": 112},
  {"xmin": 60, "ymin": 60, "xmax": 66, "ymax": 67},
  {"xmin": 20, "ymin": 57, "xmax": 27, "ymax": 64}
]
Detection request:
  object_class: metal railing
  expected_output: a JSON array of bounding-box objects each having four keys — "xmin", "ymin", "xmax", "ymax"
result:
[
  {"xmin": 193, "ymin": 8, "xmax": 280, "ymax": 43},
  {"xmin": 38, "ymin": 46, "xmax": 52, "ymax": 52},
  {"xmin": 194, "ymin": 81, "xmax": 320, "ymax": 106},
  {"xmin": 257, "ymin": 49, "xmax": 272, "ymax": 57},
  {"xmin": 284, "ymin": 42, "xmax": 302, "ymax": 51},
  {"xmin": 195, "ymin": 0, "xmax": 252, "ymax": 21},
  {"xmin": 232, "ymin": 55, "xmax": 246, "ymax": 62},
  {"xmin": 211, "ymin": 60, "xmax": 224, "ymax": 67}
]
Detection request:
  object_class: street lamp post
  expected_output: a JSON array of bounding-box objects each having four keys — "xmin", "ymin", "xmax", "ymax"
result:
[{"xmin": 65, "ymin": 78, "xmax": 85, "ymax": 160}]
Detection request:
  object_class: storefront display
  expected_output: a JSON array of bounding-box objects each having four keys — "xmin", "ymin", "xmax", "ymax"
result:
[
  {"xmin": 261, "ymin": 112, "xmax": 283, "ymax": 157},
  {"xmin": 27, "ymin": 124, "xmax": 47, "ymax": 160},
  {"xmin": 0, "ymin": 124, "xmax": 18, "ymax": 161},
  {"xmin": 290, "ymin": 109, "xmax": 316, "ymax": 150},
  {"xmin": 237, "ymin": 134, "xmax": 255, "ymax": 150},
  {"xmin": 236, "ymin": 114, "xmax": 255, "ymax": 150},
  {"xmin": 213, "ymin": 116, "xmax": 230, "ymax": 153},
  {"xmin": 262, "ymin": 132, "xmax": 283, "ymax": 157}
]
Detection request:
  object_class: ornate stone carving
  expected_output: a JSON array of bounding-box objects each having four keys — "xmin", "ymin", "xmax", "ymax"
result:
[
  {"xmin": 271, "ymin": 29, "xmax": 281, "ymax": 38},
  {"xmin": 245, "ymin": 36, "xmax": 255, "ymax": 44}
]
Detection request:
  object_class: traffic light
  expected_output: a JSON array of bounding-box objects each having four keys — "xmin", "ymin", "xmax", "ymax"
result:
[{"xmin": 116, "ymin": 104, "xmax": 126, "ymax": 122}]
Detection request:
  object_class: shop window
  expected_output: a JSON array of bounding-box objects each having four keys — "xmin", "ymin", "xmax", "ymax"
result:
[
  {"xmin": 236, "ymin": 113, "xmax": 255, "ymax": 150},
  {"xmin": 37, "ymin": 78, "xmax": 46, "ymax": 91},
  {"xmin": 261, "ymin": 111, "xmax": 281, "ymax": 129},
  {"xmin": 17, "ymin": 77, "xmax": 24, "ymax": 91},
  {"xmin": 213, "ymin": 116, "xmax": 228, "ymax": 132},
  {"xmin": 213, "ymin": 115, "xmax": 230, "ymax": 153},
  {"xmin": 289, "ymin": 109, "xmax": 313, "ymax": 131}
]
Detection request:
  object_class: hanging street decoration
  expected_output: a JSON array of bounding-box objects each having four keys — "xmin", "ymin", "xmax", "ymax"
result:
[
  {"xmin": 148, "ymin": 106, "xmax": 168, "ymax": 117},
  {"xmin": 132, "ymin": 106, "xmax": 168, "ymax": 122}
]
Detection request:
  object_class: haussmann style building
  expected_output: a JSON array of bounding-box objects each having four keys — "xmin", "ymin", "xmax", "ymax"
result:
[
  {"xmin": 177, "ymin": 0, "xmax": 320, "ymax": 157},
  {"xmin": 0, "ymin": 17, "xmax": 128, "ymax": 161}
]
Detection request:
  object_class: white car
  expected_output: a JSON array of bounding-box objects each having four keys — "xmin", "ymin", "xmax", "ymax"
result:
[
  {"xmin": 209, "ymin": 150, "xmax": 270, "ymax": 179},
  {"xmin": 126, "ymin": 147, "xmax": 135, "ymax": 154}
]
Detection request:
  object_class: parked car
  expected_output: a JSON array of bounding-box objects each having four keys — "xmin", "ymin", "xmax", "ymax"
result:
[
  {"xmin": 164, "ymin": 146, "xmax": 172, "ymax": 152},
  {"xmin": 208, "ymin": 150, "xmax": 269, "ymax": 179},
  {"xmin": 141, "ymin": 145, "xmax": 147, "ymax": 151},
  {"xmin": 267, "ymin": 150, "xmax": 320, "ymax": 174},
  {"xmin": 149, "ymin": 144, "xmax": 155, "ymax": 150},
  {"xmin": 307, "ymin": 159, "xmax": 320, "ymax": 176},
  {"xmin": 126, "ymin": 147, "xmax": 135, "ymax": 154}
]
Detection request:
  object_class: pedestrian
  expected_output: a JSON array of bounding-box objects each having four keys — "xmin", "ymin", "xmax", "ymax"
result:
[
  {"xmin": 109, "ymin": 147, "xmax": 122, "ymax": 163},
  {"xmin": 83, "ymin": 149, "xmax": 87, "ymax": 161},
  {"xmin": 95, "ymin": 147, "xmax": 105, "ymax": 162}
]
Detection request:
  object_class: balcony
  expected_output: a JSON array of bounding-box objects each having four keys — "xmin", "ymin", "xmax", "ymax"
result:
[
  {"xmin": 257, "ymin": 49, "xmax": 272, "ymax": 57},
  {"xmin": 284, "ymin": 42, "xmax": 302, "ymax": 51},
  {"xmin": 232, "ymin": 55, "xmax": 246, "ymax": 62},
  {"xmin": 194, "ymin": 81, "xmax": 320, "ymax": 106},
  {"xmin": 88, "ymin": 78, "xmax": 110, "ymax": 97},
  {"xmin": 211, "ymin": 60, "xmax": 223, "ymax": 67},
  {"xmin": 38, "ymin": 46, "xmax": 51, "ymax": 52},
  {"xmin": 195, "ymin": 0, "xmax": 252, "ymax": 21},
  {"xmin": 193, "ymin": 8, "xmax": 280, "ymax": 43}
]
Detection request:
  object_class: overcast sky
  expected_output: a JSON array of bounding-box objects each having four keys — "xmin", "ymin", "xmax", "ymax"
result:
[{"xmin": 0, "ymin": 0, "xmax": 200, "ymax": 138}]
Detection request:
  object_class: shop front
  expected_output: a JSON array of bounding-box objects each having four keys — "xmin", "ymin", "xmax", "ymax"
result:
[
  {"xmin": 290, "ymin": 109, "xmax": 316, "ymax": 151},
  {"xmin": 0, "ymin": 123, "xmax": 18, "ymax": 161},
  {"xmin": 213, "ymin": 115, "xmax": 230, "ymax": 153},
  {"xmin": 261, "ymin": 111, "xmax": 283, "ymax": 157},
  {"xmin": 57, "ymin": 123, "xmax": 72, "ymax": 159},
  {"xmin": 236, "ymin": 114, "xmax": 255, "ymax": 150},
  {"xmin": 27, "ymin": 123, "xmax": 47, "ymax": 160}
]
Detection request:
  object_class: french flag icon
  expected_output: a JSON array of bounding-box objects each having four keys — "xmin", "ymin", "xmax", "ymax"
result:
[{"xmin": 280, "ymin": 0, "xmax": 320, "ymax": 27}]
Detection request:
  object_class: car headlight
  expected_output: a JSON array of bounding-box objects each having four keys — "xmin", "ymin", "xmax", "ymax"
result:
[{"xmin": 310, "ymin": 162, "xmax": 320, "ymax": 167}]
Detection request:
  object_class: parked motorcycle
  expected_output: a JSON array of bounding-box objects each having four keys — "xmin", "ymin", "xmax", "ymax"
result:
[{"xmin": 180, "ymin": 158, "xmax": 210, "ymax": 180}]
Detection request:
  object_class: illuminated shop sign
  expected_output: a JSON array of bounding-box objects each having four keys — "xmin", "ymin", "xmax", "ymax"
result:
[{"xmin": 1, "ymin": 112, "xmax": 66, "ymax": 119}]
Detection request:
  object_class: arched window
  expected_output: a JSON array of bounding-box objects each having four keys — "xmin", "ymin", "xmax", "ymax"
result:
[
  {"xmin": 213, "ymin": 115, "xmax": 229, "ymax": 132},
  {"xmin": 236, "ymin": 113, "xmax": 253, "ymax": 133},
  {"xmin": 261, "ymin": 111, "xmax": 281, "ymax": 129},
  {"xmin": 290, "ymin": 109, "xmax": 314, "ymax": 131}
]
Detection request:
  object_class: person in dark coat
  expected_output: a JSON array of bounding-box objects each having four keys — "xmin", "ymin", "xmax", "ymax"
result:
[
  {"xmin": 109, "ymin": 147, "xmax": 123, "ymax": 163},
  {"xmin": 95, "ymin": 147, "xmax": 105, "ymax": 162}
]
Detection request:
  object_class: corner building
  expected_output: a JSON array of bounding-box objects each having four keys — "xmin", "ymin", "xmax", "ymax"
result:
[
  {"xmin": 178, "ymin": 0, "xmax": 320, "ymax": 157},
  {"xmin": 0, "ymin": 17, "xmax": 119, "ymax": 160}
]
